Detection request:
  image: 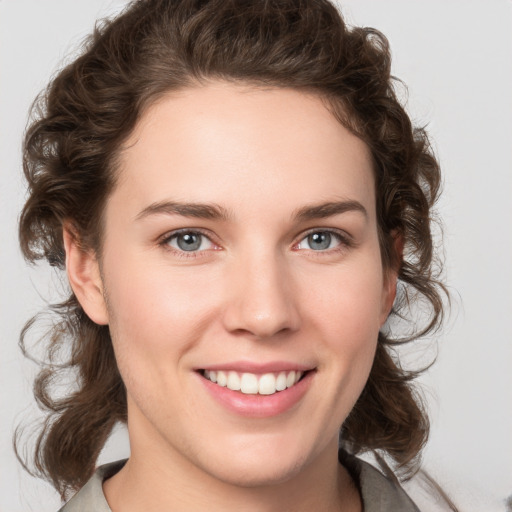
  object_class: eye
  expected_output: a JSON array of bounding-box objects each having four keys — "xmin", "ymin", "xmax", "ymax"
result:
[
  {"xmin": 296, "ymin": 230, "xmax": 345, "ymax": 251},
  {"xmin": 165, "ymin": 231, "xmax": 215, "ymax": 252}
]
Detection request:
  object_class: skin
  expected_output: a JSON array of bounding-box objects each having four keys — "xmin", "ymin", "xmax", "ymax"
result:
[{"xmin": 65, "ymin": 82, "xmax": 398, "ymax": 512}]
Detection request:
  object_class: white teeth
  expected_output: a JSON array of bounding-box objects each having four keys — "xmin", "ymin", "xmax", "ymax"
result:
[
  {"xmin": 217, "ymin": 370, "xmax": 227, "ymax": 387},
  {"xmin": 258, "ymin": 373, "xmax": 276, "ymax": 395},
  {"xmin": 240, "ymin": 373, "xmax": 259, "ymax": 394},
  {"xmin": 275, "ymin": 372, "xmax": 287, "ymax": 391},
  {"xmin": 227, "ymin": 371, "xmax": 241, "ymax": 391},
  {"xmin": 204, "ymin": 370, "xmax": 305, "ymax": 395}
]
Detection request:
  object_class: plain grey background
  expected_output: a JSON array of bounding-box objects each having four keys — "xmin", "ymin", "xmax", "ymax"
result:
[{"xmin": 1, "ymin": 1, "xmax": 511, "ymax": 511}]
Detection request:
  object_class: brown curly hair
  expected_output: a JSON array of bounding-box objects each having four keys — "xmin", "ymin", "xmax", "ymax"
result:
[{"xmin": 17, "ymin": 0, "xmax": 445, "ymax": 499}]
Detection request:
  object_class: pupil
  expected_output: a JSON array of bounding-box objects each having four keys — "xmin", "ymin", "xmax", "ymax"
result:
[
  {"xmin": 309, "ymin": 232, "xmax": 331, "ymax": 250},
  {"xmin": 177, "ymin": 233, "xmax": 201, "ymax": 251}
]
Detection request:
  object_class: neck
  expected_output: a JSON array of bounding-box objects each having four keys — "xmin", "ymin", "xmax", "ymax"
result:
[{"xmin": 103, "ymin": 433, "xmax": 361, "ymax": 512}]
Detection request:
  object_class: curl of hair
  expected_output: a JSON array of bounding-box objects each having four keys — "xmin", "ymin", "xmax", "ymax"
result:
[{"xmin": 17, "ymin": 0, "xmax": 446, "ymax": 498}]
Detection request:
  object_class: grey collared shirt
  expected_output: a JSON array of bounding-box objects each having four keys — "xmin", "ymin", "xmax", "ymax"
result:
[{"xmin": 59, "ymin": 455, "xmax": 420, "ymax": 512}]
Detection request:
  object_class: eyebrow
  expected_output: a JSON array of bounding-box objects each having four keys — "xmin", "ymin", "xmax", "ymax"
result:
[
  {"xmin": 135, "ymin": 201, "xmax": 231, "ymax": 221},
  {"xmin": 135, "ymin": 199, "xmax": 367, "ymax": 222},
  {"xmin": 293, "ymin": 200, "xmax": 368, "ymax": 221}
]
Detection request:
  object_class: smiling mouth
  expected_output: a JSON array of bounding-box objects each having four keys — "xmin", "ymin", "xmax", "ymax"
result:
[{"xmin": 200, "ymin": 369, "xmax": 308, "ymax": 396}]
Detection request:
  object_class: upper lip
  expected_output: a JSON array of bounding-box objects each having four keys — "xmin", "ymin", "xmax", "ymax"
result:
[{"xmin": 198, "ymin": 361, "xmax": 315, "ymax": 374}]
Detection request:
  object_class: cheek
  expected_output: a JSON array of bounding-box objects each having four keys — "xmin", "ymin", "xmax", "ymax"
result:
[
  {"xmin": 303, "ymin": 255, "xmax": 384, "ymax": 380},
  {"xmin": 307, "ymin": 258, "xmax": 385, "ymax": 336},
  {"xmin": 103, "ymin": 259, "xmax": 221, "ymax": 377}
]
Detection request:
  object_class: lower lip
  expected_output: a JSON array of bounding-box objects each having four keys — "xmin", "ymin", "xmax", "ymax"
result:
[{"xmin": 198, "ymin": 371, "xmax": 314, "ymax": 418}]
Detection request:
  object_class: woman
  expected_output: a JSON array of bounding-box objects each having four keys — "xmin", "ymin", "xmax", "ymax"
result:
[{"xmin": 17, "ymin": 0, "xmax": 447, "ymax": 510}]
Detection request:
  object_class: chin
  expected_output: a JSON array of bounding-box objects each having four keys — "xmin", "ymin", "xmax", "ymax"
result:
[
  {"xmin": 188, "ymin": 432, "xmax": 318, "ymax": 489},
  {"xmin": 203, "ymin": 455, "xmax": 305, "ymax": 489}
]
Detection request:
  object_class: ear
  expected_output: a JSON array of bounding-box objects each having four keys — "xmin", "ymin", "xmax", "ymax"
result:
[
  {"xmin": 63, "ymin": 225, "xmax": 109, "ymax": 325},
  {"xmin": 379, "ymin": 231, "xmax": 403, "ymax": 326}
]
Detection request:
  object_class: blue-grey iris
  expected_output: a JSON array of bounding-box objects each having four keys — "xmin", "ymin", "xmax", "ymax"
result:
[
  {"xmin": 177, "ymin": 233, "xmax": 202, "ymax": 251},
  {"xmin": 308, "ymin": 232, "xmax": 331, "ymax": 250}
]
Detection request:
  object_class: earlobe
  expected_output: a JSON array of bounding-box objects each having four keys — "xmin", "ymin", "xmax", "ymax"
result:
[
  {"xmin": 379, "ymin": 231, "xmax": 403, "ymax": 326},
  {"xmin": 380, "ymin": 268, "xmax": 398, "ymax": 327},
  {"xmin": 63, "ymin": 225, "xmax": 109, "ymax": 325}
]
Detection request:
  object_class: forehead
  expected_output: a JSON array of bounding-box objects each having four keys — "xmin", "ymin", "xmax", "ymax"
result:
[{"xmin": 111, "ymin": 82, "xmax": 375, "ymax": 221}]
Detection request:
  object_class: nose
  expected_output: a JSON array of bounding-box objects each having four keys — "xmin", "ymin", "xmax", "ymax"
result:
[{"xmin": 221, "ymin": 251, "xmax": 301, "ymax": 339}]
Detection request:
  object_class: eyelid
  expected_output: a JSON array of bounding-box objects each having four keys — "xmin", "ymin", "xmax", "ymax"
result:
[
  {"xmin": 293, "ymin": 227, "xmax": 354, "ymax": 251},
  {"xmin": 157, "ymin": 226, "xmax": 354, "ymax": 257},
  {"xmin": 158, "ymin": 228, "xmax": 221, "ymax": 256}
]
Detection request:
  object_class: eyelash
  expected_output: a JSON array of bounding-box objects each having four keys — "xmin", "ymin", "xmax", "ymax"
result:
[
  {"xmin": 159, "ymin": 228, "xmax": 219, "ymax": 259},
  {"xmin": 158, "ymin": 228, "xmax": 353, "ymax": 259},
  {"xmin": 293, "ymin": 228, "xmax": 353, "ymax": 254}
]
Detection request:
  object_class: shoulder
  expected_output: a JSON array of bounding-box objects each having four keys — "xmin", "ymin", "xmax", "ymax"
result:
[
  {"xmin": 57, "ymin": 460, "xmax": 126, "ymax": 512},
  {"xmin": 339, "ymin": 450, "xmax": 421, "ymax": 512}
]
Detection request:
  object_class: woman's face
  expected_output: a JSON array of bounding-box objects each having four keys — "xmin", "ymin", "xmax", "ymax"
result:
[{"xmin": 91, "ymin": 82, "xmax": 396, "ymax": 486}]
